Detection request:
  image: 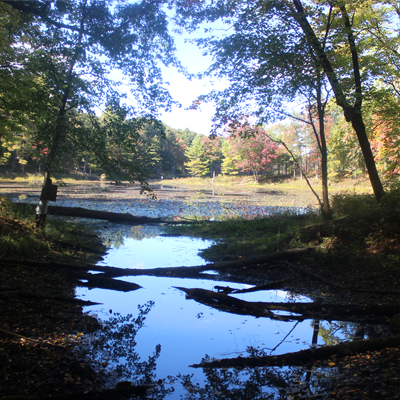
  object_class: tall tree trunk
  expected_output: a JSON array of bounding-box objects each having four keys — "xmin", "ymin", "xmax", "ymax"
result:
[
  {"xmin": 350, "ymin": 111, "xmax": 385, "ymax": 201},
  {"xmin": 291, "ymin": 0, "xmax": 385, "ymax": 202}
]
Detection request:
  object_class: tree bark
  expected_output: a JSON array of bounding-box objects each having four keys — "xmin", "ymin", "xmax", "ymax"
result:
[{"xmin": 350, "ymin": 112, "xmax": 385, "ymax": 201}]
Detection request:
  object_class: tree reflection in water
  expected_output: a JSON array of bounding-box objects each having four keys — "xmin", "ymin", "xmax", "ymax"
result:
[
  {"xmin": 83, "ymin": 301, "xmax": 174, "ymax": 399},
  {"xmin": 175, "ymin": 320, "xmax": 336, "ymax": 399},
  {"xmin": 177, "ymin": 360, "xmax": 338, "ymax": 399},
  {"xmin": 179, "ymin": 364, "xmax": 289, "ymax": 399}
]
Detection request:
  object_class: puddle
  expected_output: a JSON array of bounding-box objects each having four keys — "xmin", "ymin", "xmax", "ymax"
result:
[{"xmin": 76, "ymin": 231, "xmax": 356, "ymax": 398}]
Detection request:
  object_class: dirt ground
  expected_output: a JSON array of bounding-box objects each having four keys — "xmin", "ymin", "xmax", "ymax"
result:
[{"xmin": 1, "ymin": 180, "xmax": 400, "ymax": 399}]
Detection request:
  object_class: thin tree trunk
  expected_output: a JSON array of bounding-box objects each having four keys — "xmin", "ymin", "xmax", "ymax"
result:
[
  {"xmin": 291, "ymin": 0, "xmax": 385, "ymax": 202},
  {"xmin": 35, "ymin": 5, "xmax": 86, "ymax": 228},
  {"xmin": 317, "ymin": 86, "xmax": 332, "ymax": 220}
]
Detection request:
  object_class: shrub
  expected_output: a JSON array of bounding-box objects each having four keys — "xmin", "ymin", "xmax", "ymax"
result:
[
  {"xmin": 330, "ymin": 191, "xmax": 377, "ymax": 217},
  {"xmin": 380, "ymin": 188, "xmax": 400, "ymax": 209}
]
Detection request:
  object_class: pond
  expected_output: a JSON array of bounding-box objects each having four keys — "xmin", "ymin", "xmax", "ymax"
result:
[
  {"xmin": 3, "ymin": 183, "xmax": 378, "ymax": 398},
  {"xmin": 76, "ymin": 225, "xmax": 357, "ymax": 399}
]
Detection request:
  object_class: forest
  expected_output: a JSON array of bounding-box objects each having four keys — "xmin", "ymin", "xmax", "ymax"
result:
[
  {"xmin": 2, "ymin": 1, "xmax": 400, "ymax": 399},
  {"xmin": 1, "ymin": 0, "xmax": 400, "ymax": 211}
]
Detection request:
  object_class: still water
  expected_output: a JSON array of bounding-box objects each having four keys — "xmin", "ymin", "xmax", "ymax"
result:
[{"xmin": 76, "ymin": 230, "xmax": 342, "ymax": 398}]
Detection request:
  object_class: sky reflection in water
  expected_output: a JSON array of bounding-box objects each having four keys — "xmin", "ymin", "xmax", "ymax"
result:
[{"xmin": 77, "ymin": 234, "xmax": 320, "ymax": 397}]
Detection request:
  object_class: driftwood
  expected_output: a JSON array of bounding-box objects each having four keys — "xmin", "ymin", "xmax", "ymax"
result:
[
  {"xmin": 176, "ymin": 287, "xmax": 400, "ymax": 323},
  {"xmin": 190, "ymin": 333, "xmax": 400, "ymax": 369},
  {"xmin": 175, "ymin": 286, "xmax": 274, "ymax": 318}
]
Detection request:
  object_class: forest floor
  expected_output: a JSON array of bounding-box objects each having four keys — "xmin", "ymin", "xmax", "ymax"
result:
[
  {"xmin": 0, "ymin": 217, "xmax": 109, "ymax": 398},
  {"xmin": 1, "ymin": 177, "xmax": 400, "ymax": 399}
]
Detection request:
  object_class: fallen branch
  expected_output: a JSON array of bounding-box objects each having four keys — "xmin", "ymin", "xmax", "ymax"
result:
[
  {"xmin": 232, "ymin": 278, "xmax": 297, "ymax": 293},
  {"xmin": 74, "ymin": 273, "xmax": 142, "ymax": 292},
  {"xmin": 191, "ymin": 333, "xmax": 400, "ymax": 369},
  {"xmin": 1, "ymin": 248, "xmax": 314, "ymax": 281},
  {"xmin": 175, "ymin": 287, "xmax": 400, "ymax": 323},
  {"xmin": 175, "ymin": 287, "xmax": 275, "ymax": 318}
]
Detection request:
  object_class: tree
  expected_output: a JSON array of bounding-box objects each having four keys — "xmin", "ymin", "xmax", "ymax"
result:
[
  {"xmin": 226, "ymin": 124, "xmax": 278, "ymax": 183},
  {"xmin": 164, "ymin": 133, "xmax": 188, "ymax": 177},
  {"xmin": 289, "ymin": 0, "xmax": 385, "ymax": 201},
  {"xmin": 174, "ymin": 1, "xmax": 338, "ymax": 218},
  {"xmin": 3, "ymin": 0, "xmax": 179, "ymax": 226},
  {"xmin": 364, "ymin": 93, "xmax": 400, "ymax": 184},
  {"xmin": 202, "ymin": 135, "xmax": 223, "ymax": 176},
  {"xmin": 327, "ymin": 103, "xmax": 366, "ymax": 180},
  {"xmin": 184, "ymin": 135, "xmax": 210, "ymax": 177},
  {"xmin": 221, "ymin": 139, "xmax": 240, "ymax": 176},
  {"xmin": 175, "ymin": 0, "xmax": 387, "ymax": 203}
]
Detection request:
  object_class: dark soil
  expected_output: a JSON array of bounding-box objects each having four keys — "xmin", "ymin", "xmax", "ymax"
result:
[
  {"xmin": 0, "ymin": 219, "xmax": 108, "ymax": 398},
  {"xmin": 214, "ymin": 209, "xmax": 400, "ymax": 399},
  {"xmin": 1, "ymin": 190, "xmax": 400, "ymax": 399}
]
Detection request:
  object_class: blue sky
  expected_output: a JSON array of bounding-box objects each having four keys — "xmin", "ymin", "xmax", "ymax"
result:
[{"xmin": 159, "ymin": 31, "xmax": 219, "ymax": 136}]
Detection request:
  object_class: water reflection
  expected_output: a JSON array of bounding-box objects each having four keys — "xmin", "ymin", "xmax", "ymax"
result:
[
  {"xmin": 77, "ymin": 233, "xmax": 354, "ymax": 398},
  {"xmin": 97, "ymin": 233, "xmax": 215, "ymax": 269}
]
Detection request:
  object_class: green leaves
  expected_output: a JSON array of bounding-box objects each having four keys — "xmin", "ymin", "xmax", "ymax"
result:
[{"xmin": 1, "ymin": 0, "xmax": 182, "ymax": 191}]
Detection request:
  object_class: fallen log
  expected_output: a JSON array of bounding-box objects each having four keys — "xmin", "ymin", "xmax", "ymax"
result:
[
  {"xmin": 2, "ymin": 248, "xmax": 314, "ymax": 281},
  {"xmin": 0, "ymin": 260, "xmax": 141, "ymax": 292},
  {"xmin": 190, "ymin": 333, "xmax": 400, "ymax": 369},
  {"xmin": 75, "ymin": 274, "xmax": 142, "ymax": 292},
  {"xmin": 24, "ymin": 203, "xmax": 167, "ymax": 225},
  {"xmin": 232, "ymin": 278, "xmax": 297, "ymax": 293},
  {"xmin": 175, "ymin": 287, "xmax": 400, "ymax": 323},
  {"xmin": 83, "ymin": 247, "xmax": 315, "ymax": 277},
  {"xmin": 175, "ymin": 286, "xmax": 274, "ymax": 318}
]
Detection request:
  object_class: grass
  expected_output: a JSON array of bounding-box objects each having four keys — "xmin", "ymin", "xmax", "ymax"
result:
[
  {"xmin": 0, "ymin": 172, "xmax": 101, "ymax": 183},
  {"xmin": 0, "ymin": 196, "xmax": 104, "ymax": 261},
  {"xmin": 168, "ymin": 209, "xmax": 322, "ymax": 261},
  {"xmin": 158, "ymin": 174, "xmax": 372, "ymax": 192},
  {"xmin": 167, "ymin": 183, "xmax": 400, "ymax": 264}
]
